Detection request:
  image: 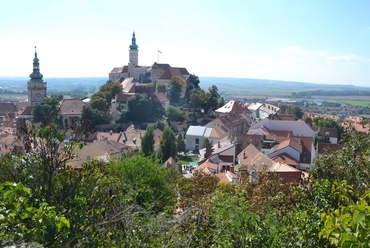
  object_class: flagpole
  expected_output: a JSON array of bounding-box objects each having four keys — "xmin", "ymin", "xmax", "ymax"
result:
[{"xmin": 157, "ymin": 51, "xmax": 159, "ymax": 63}]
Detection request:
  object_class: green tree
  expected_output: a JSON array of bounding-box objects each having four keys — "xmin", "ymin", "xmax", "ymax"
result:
[
  {"xmin": 218, "ymin": 96, "xmax": 226, "ymax": 108},
  {"xmin": 166, "ymin": 105, "xmax": 185, "ymax": 122},
  {"xmin": 32, "ymin": 96, "xmax": 63, "ymax": 126},
  {"xmin": 313, "ymin": 117, "xmax": 344, "ymax": 141},
  {"xmin": 90, "ymin": 95, "xmax": 109, "ymax": 112},
  {"xmin": 302, "ymin": 113, "xmax": 313, "ymax": 126},
  {"xmin": 81, "ymin": 104, "xmax": 107, "ymax": 128},
  {"xmin": 311, "ymin": 129, "xmax": 370, "ymax": 194},
  {"xmin": 169, "ymin": 76, "xmax": 186, "ymax": 103},
  {"xmin": 0, "ymin": 182, "xmax": 70, "ymax": 246},
  {"xmin": 98, "ymin": 80, "xmax": 123, "ymax": 106},
  {"xmin": 176, "ymin": 133, "xmax": 186, "ymax": 153},
  {"xmin": 160, "ymin": 126, "xmax": 177, "ymax": 162},
  {"xmin": 127, "ymin": 93, "xmax": 152, "ymax": 123},
  {"xmin": 205, "ymin": 85, "xmax": 220, "ymax": 112},
  {"xmin": 285, "ymin": 105, "xmax": 304, "ymax": 119},
  {"xmin": 141, "ymin": 125, "xmax": 154, "ymax": 157},
  {"xmin": 189, "ymin": 74, "xmax": 200, "ymax": 89},
  {"xmin": 109, "ymin": 155, "xmax": 177, "ymax": 213},
  {"xmin": 190, "ymin": 88, "xmax": 206, "ymax": 109},
  {"xmin": 157, "ymin": 84, "xmax": 167, "ymax": 94},
  {"xmin": 320, "ymin": 185, "xmax": 370, "ymax": 247},
  {"xmin": 202, "ymin": 138, "xmax": 211, "ymax": 148}
]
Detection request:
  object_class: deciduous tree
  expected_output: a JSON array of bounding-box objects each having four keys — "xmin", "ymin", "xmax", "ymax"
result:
[
  {"xmin": 159, "ymin": 126, "xmax": 177, "ymax": 162},
  {"xmin": 141, "ymin": 125, "xmax": 154, "ymax": 157},
  {"xmin": 127, "ymin": 93, "xmax": 152, "ymax": 123},
  {"xmin": 169, "ymin": 76, "xmax": 186, "ymax": 103}
]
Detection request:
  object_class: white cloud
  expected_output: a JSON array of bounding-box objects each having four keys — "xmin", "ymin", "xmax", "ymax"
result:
[
  {"xmin": 327, "ymin": 54, "xmax": 365, "ymax": 63},
  {"xmin": 278, "ymin": 46, "xmax": 327, "ymax": 57}
]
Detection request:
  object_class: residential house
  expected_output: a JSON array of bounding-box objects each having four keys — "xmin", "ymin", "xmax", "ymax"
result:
[
  {"xmin": 162, "ymin": 156, "xmax": 182, "ymax": 174},
  {"xmin": 312, "ymin": 127, "xmax": 338, "ymax": 144},
  {"xmin": 95, "ymin": 125, "xmax": 163, "ymax": 152},
  {"xmin": 249, "ymin": 119, "xmax": 315, "ymax": 139},
  {"xmin": 215, "ymin": 100, "xmax": 253, "ymax": 119},
  {"xmin": 247, "ymin": 119, "xmax": 316, "ymax": 170},
  {"xmin": 205, "ymin": 113, "xmax": 249, "ymax": 140},
  {"xmin": 59, "ymin": 98, "xmax": 86, "ymax": 126},
  {"xmin": 258, "ymin": 103, "xmax": 280, "ymax": 119},
  {"xmin": 316, "ymin": 142, "xmax": 343, "ymax": 156},
  {"xmin": 192, "ymin": 158, "xmax": 238, "ymax": 183},
  {"xmin": 185, "ymin": 125, "xmax": 228, "ymax": 152},
  {"xmin": 236, "ymin": 144, "xmax": 303, "ymax": 184},
  {"xmin": 246, "ymin": 102, "xmax": 262, "ymax": 119},
  {"xmin": 198, "ymin": 141, "xmax": 236, "ymax": 172},
  {"xmin": 67, "ymin": 139, "xmax": 134, "ymax": 169},
  {"xmin": 151, "ymin": 92, "xmax": 169, "ymax": 111}
]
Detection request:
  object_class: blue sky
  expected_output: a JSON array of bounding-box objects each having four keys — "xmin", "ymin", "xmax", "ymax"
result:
[{"xmin": 1, "ymin": 0, "xmax": 370, "ymax": 86}]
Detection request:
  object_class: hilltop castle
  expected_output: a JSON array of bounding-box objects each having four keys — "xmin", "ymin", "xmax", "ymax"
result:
[{"xmin": 108, "ymin": 32, "xmax": 195, "ymax": 88}]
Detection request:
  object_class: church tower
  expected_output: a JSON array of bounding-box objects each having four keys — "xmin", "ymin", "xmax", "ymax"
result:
[
  {"xmin": 27, "ymin": 46, "xmax": 47, "ymax": 106},
  {"xmin": 128, "ymin": 32, "xmax": 138, "ymax": 77}
]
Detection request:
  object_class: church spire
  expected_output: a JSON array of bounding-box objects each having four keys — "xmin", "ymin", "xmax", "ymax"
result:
[
  {"xmin": 129, "ymin": 31, "xmax": 138, "ymax": 50},
  {"xmin": 29, "ymin": 46, "xmax": 44, "ymax": 82}
]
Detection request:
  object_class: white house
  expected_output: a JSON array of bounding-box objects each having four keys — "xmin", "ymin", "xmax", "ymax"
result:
[{"xmin": 185, "ymin": 125, "xmax": 228, "ymax": 152}]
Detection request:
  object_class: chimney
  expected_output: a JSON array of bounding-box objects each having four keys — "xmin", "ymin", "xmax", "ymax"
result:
[
  {"xmin": 140, "ymin": 133, "xmax": 142, "ymax": 139},
  {"xmin": 218, "ymin": 141, "xmax": 221, "ymax": 148},
  {"xmin": 243, "ymin": 151, "xmax": 246, "ymax": 159},
  {"xmin": 110, "ymin": 130, "xmax": 113, "ymax": 135}
]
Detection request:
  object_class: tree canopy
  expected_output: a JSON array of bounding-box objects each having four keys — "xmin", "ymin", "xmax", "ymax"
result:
[
  {"xmin": 32, "ymin": 96, "xmax": 63, "ymax": 126},
  {"xmin": 168, "ymin": 76, "xmax": 186, "ymax": 103},
  {"xmin": 166, "ymin": 105, "xmax": 185, "ymax": 122},
  {"xmin": 159, "ymin": 126, "xmax": 177, "ymax": 162},
  {"xmin": 141, "ymin": 125, "xmax": 155, "ymax": 157},
  {"xmin": 126, "ymin": 93, "xmax": 152, "ymax": 123}
]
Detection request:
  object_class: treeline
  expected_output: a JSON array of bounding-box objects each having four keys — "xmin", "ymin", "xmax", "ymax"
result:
[{"xmin": 292, "ymin": 89, "xmax": 370, "ymax": 97}]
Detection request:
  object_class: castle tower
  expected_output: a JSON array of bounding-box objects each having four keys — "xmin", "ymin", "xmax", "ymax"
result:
[
  {"xmin": 27, "ymin": 46, "xmax": 47, "ymax": 106},
  {"xmin": 128, "ymin": 32, "xmax": 138, "ymax": 77}
]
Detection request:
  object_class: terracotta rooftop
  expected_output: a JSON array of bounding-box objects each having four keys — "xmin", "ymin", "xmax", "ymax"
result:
[
  {"xmin": 110, "ymin": 66, "xmax": 128, "ymax": 74},
  {"xmin": 158, "ymin": 68, "xmax": 184, "ymax": 80},
  {"xmin": 59, "ymin": 99, "xmax": 86, "ymax": 115},
  {"xmin": 149, "ymin": 62, "xmax": 171, "ymax": 71},
  {"xmin": 152, "ymin": 92, "xmax": 169, "ymax": 103},
  {"xmin": 271, "ymin": 152, "xmax": 299, "ymax": 168},
  {"xmin": 236, "ymin": 144, "xmax": 272, "ymax": 172},
  {"xmin": 316, "ymin": 142, "xmax": 343, "ymax": 154}
]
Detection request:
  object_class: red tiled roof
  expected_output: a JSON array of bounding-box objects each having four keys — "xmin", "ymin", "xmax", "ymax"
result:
[
  {"xmin": 158, "ymin": 68, "xmax": 184, "ymax": 80},
  {"xmin": 172, "ymin": 67, "xmax": 189, "ymax": 75},
  {"xmin": 19, "ymin": 106, "xmax": 33, "ymax": 115},
  {"xmin": 149, "ymin": 62, "xmax": 171, "ymax": 71},
  {"xmin": 271, "ymin": 152, "xmax": 299, "ymax": 168},
  {"xmin": 116, "ymin": 93, "xmax": 135, "ymax": 103},
  {"xmin": 316, "ymin": 142, "xmax": 343, "ymax": 154},
  {"xmin": 152, "ymin": 92, "xmax": 169, "ymax": 103},
  {"xmin": 59, "ymin": 99, "xmax": 86, "ymax": 115}
]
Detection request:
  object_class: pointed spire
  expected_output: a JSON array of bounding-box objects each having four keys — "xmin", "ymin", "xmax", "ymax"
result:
[
  {"xmin": 129, "ymin": 31, "xmax": 138, "ymax": 50},
  {"xmin": 29, "ymin": 46, "xmax": 43, "ymax": 82}
]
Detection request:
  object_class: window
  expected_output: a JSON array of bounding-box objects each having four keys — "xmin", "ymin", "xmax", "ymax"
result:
[
  {"xmin": 195, "ymin": 138, "xmax": 199, "ymax": 145},
  {"xmin": 87, "ymin": 156, "xmax": 91, "ymax": 160}
]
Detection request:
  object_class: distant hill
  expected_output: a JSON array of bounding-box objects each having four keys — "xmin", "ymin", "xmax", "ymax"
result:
[
  {"xmin": 199, "ymin": 77, "xmax": 370, "ymax": 99},
  {"xmin": 1, "ymin": 76, "xmax": 369, "ymax": 100}
]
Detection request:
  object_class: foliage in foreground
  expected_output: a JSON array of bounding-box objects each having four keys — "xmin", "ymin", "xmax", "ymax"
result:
[{"xmin": 0, "ymin": 128, "xmax": 369, "ymax": 247}]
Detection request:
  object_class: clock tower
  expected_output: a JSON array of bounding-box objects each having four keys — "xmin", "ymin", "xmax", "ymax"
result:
[
  {"xmin": 128, "ymin": 32, "xmax": 138, "ymax": 77},
  {"xmin": 27, "ymin": 46, "xmax": 47, "ymax": 106}
]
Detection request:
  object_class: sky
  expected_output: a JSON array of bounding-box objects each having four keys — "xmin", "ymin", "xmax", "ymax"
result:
[{"xmin": 1, "ymin": 0, "xmax": 370, "ymax": 86}]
